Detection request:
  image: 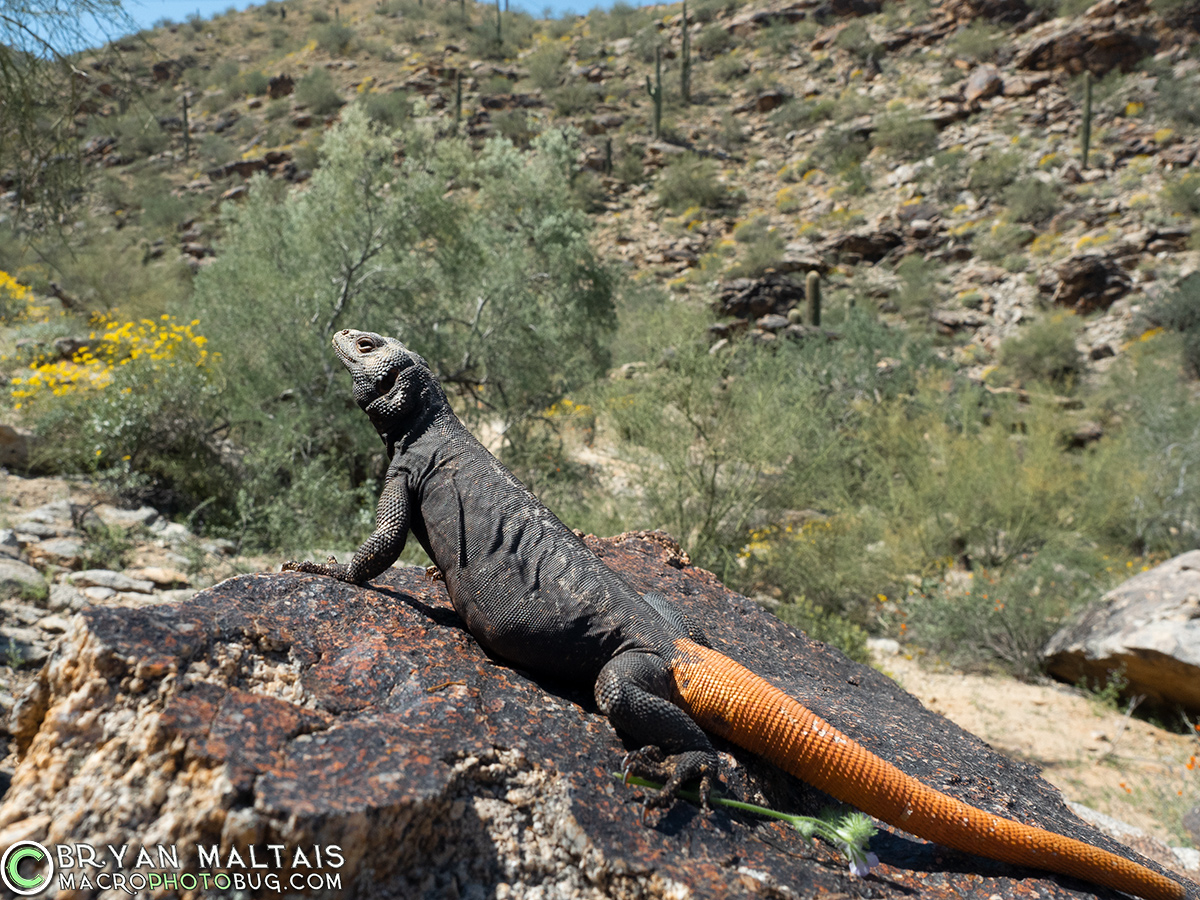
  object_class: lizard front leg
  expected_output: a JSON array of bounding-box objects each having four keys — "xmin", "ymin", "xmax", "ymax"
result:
[
  {"xmin": 595, "ymin": 650, "xmax": 720, "ymax": 809},
  {"xmin": 284, "ymin": 476, "xmax": 411, "ymax": 585}
]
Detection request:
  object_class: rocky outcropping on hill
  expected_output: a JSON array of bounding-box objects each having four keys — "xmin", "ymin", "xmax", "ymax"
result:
[
  {"xmin": 3, "ymin": 533, "xmax": 1189, "ymax": 899},
  {"xmin": 1044, "ymin": 549, "xmax": 1200, "ymax": 715}
]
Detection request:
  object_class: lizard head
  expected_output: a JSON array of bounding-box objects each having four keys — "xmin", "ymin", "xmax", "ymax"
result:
[{"xmin": 332, "ymin": 329, "xmax": 435, "ymax": 422}]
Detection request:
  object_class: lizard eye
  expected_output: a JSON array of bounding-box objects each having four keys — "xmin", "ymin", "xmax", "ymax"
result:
[{"xmin": 357, "ymin": 337, "xmax": 376, "ymax": 353}]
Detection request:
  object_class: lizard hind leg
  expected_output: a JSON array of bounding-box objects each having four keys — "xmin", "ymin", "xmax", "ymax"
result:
[{"xmin": 595, "ymin": 650, "xmax": 720, "ymax": 809}]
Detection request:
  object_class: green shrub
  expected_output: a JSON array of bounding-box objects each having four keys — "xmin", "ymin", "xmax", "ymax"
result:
[
  {"xmin": 694, "ymin": 23, "xmax": 734, "ymax": 57},
  {"xmin": 360, "ymin": 90, "xmax": 410, "ymax": 128},
  {"xmin": 295, "ymin": 69, "xmax": 344, "ymax": 115},
  {"xmin": 238, "ymin": 69, "xmax": 271, "ymax": 96},
  {"xmin": 526, "ymin": 44, "xmax": 567, "ymax": 91},
  {"xmin": 893, "ymin": 253, "xmax": 945, "ymax": 319},
  {"xmin": 315, "ymin": 22, "xmax": 355, "ymax": 55},
  {"xmin": 776, "ymin": 596, "xmax": 870, "ymax": 663},
  {"xmin": 588, "ymin": 1, "xmax": 652, "ymax": 40},
  {"xmin": 1161, "ymin": 172, "xmax": 1200, "ymax": 216},
  {"xmin": 833, "ymin": 19, "xmax": 879, "ymax": 63},
  {"xmin": 872, "ymin": 106, "xmax": 938, "ymax": 161},
  {"xmin": 903, "ymin": 544, "xmax": 1104, "ymax": 678},
  {"xmin": 1148, "ymin": 271, "xmax": 1200, "ymax": 375},
  {"xmin": 655, "ymin": 152, "xmax": 736, "ymax": 212},
  {"xmin": 975, "ymin": 221, "xmax": 1034, "ymax": 262},
  {"xmin": 550, "ymin": 81, "xmax": 597, "ymax": 115},
  {"xmin": 112, "ymin": 111, "xmax": 169, "ymax": 157},
  {"xmin": 769, "ymin": 97, "xmax": 836, "ymax": 135},
  {"xmin": 999, "ymin": 313, "xmax": 1082, "ymax": 386},
  {"xmin": 1004, "ymin": 177, "xmax": 1060, "ymax": 223},
  {"xmin": 967, "ymin": 148, "xmax": 1023, "ymax": 194},
  {"xmin": 190, "ymin": 112, "xmax": 616, "ymax": 547},
  {"xmin": 711, "ymin": 51, "xmax": 750, "ymax": 83},
  {"xmin": 945, "ymin": 21, "xmax": 1003, "ymax": 61},
  {"xmin": 726, "ymin": 216, "xmax": 786, "ymax": 277}
]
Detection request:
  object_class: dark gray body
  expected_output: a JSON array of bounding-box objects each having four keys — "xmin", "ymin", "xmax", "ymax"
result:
[{"xmin": 284, "ymin": 329, "xmax": 720, "ymax": 803}]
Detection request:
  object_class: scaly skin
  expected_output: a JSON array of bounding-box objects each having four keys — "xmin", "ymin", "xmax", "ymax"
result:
[
  {"xmin": 670, "ymin": 638, "xmax": 1185, "ymax": 900},
  {"xmin": 285, "ymin": 329, "xmax": 1189, "ymax": 900}
]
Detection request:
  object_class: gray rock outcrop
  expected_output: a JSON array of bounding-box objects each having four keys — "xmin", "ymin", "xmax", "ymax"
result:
[{"xmin": 1044, "ymin": 550, "xmax": 1200, "ymax": 714}]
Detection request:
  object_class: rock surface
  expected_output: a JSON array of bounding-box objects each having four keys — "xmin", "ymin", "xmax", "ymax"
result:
[
  {"xmin": 1044, "ymin": 549, "xmax": 1200, "ymax": 714},
  {"xmin": 3, "ymin": 533, "xmax": 1190, "ymax": 899}
]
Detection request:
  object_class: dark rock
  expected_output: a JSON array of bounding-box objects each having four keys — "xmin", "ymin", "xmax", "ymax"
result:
[
  {"xmin": 716, "ymin": 273, "xmax": 805, "ymax": 319},
  {"xmin": 756, "ymin": 313, "xmax": 791, "ymax": 331},
  {"xmin": 944, "ymin": 0, "xmax": 1030, "ymax": 22},
  {"xmin": 824, "ymin": 229, "xmax": 904, "ymax": 263},
  {"xmin": 268, "ymin": 74, "xmax": 295, "ymax": 99},
  {"xmin": 1045, "ymin": 550, "xmax": 1200, "ymax": 715},
  {"xmin": 207, "ymin": 157, "xmax": 270, "ymax": 180},
  {"xmin": 151, "ymin": 59, "xmax": 184, "ymax": 82},
  {"xmin": 1037, "ymin": 253, "xmax": 1132, "ymax": 312},
  {"xmin": 1, "ymin": 535, "xmax": 1184, "ymax": 899},
  {"xmin": 1067, "ymin": 420, "xmax": 1104, "ymax": 448},
  {"xmin": 1014, "ymin": 18, "xmax": 1157, "ymax": 76}
]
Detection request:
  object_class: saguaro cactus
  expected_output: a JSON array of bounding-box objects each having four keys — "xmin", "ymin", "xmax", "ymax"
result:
[
  {"xmin": 645, "ymin": 46, "xmax": 663, "ymax": 139},
  {"xmin": 1080, "ymin": 70, "xmax": 1093, "ymax": 168},
  {"xmin": 495, "ymin": 0, "xmax": 503, "ymax": 48},
  {"xmin": 453, "ymin": 70, "xmax": 462, "ymax": 133},
  {"xmin": 681, "ymin": 0, "xmax": 692, "ymax": 106},
  {"xmin": 806, "ymin": 270, "xmax": 821, "ymax": 327}
]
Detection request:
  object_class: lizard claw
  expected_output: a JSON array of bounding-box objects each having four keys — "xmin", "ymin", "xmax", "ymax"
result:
[{"xmin": 424, "ymin": 565, "xmax": 445, "ymax": 583}]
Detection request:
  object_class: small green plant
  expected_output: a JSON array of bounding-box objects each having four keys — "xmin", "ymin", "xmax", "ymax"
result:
[
  {"xmin": 526, "ymin": 44, "xmax": 567, "ymax": 91},
  {"xmin": 1078, "ymin": 666, "xmax": 1131, "ymax": 713},
  {"xmin": 1147, "ymin": 271, "xmax": 1200, "ymax": 376},
  {"xmin": 295, "ymin": 69, "xmax": 344, "ymax": 115},
  {"xmin": 967, "ymin": 148, "xmax": 1023, "ymax": 194},
  {"xmin": 833, "ymin": 19, "xmax": 879, "ymax": 64},
  {"xmin": 655, "ymin": 152, "xmax": 733, "ymax": 212},
  {"xmin": 79, "ymin": 521, "xmax": 136, "ymax": 570},
  {"xmin": 1161, "ymin": 172, "xmax": 1200, "ymax": 216},
  {"xmin": 315, "ymin": 22, "xmax": 355, "ymax": 55},
  {"xmin": 550, "ymin": 81, "xmax": 597, "ymax": 116},
  {"xmin": 694, "ymin": 22, "xmax": 733, "ymax": 57},
  {"xmin": 1004, "ymin": 177, "xmax": 1060, "ymax": 224},
  {"xmin": 776, "ymin": 596, "xmax": 869, "ymax": 663},
  {"xmin": 946, "ymin": 21, "xmax": 1003, "ymax": 61},
  {"xmin": 872, "ymin": 106, "xmax": 938, "ymax": 161},
  {"xmin": 726, "ymin": 216, "xmax": 786, "ymax": 277},
  {"xmin": 360, "ymin": 90, "xmax": 410, "ymax": 128},
  {"xmin": 999, "ymin": 313, "xmax": 1083, "ymax": 386}
]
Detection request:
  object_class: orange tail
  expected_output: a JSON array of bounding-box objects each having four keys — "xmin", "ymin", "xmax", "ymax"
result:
[{"xmin": 669, "ymin": 638, "xmax": 1185, "ymax": 900}]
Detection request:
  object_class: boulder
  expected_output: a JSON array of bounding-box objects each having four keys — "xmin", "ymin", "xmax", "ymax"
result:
[
  {"xmin": 1037, "ymin": 253, "xmax": 1132, "ymax": 312},
  {"xmin": 1, "ymin": 534, "xmax": 1184, "ymax": 899},
  {"xmin": 1044, "ymin": 550, "xmax": 1200, "ymax": 714},
  {"xmin": 716, "ymin": 273, "xmax": 805, "ymax": 319},
  {"xmin": 1013, "ymin": 16, "xmax": 1156, "ymax": 76},
  {"xmin": 0, "ymin": 422, "xmax": 32, "ymax": 469}
]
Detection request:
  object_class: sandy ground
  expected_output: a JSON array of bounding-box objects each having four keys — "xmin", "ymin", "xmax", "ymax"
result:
[{"xmin": 872, "ymin": 643, "xmax": 1200, "ymax": 856}]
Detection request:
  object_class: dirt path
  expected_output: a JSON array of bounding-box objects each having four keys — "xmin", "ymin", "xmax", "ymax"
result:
[{"xmin": 872, "ymin": 643, "xmax": 1200, "ymax": 865}]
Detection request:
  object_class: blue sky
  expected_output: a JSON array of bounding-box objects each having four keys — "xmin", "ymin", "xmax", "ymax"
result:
[{"xmin": 123, "ymin": 0, "xmax": 610, "ymax": 31}]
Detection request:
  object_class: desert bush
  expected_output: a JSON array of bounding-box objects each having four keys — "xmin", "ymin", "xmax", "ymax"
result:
[
  {"xmin": 694, "ymin": 23, "xmax": 734, "ymax": 57},
  {"xmin": 769, "ymin": 97, "xmax": 836, "ymax": 135},
  {"xmin": 190, "ymin": 111, "xmax": 615, "ymax": 547},
  {"xmin": 872, "ymin": 106, "xmax": 938, "ymax": 161},
  {"xmin": 588, "ymin": 1, "xmax": 652, "ymax": 40},
  {"xmin": 112, "ymin": 111, "xmax": 169, "ymax": 157},
  {"xmin": 967, "ymin": 147, "xmax": 1023, "ymax": 195},
  {"xmin": 550, "ymin": 81, "xmax": 598, "ymax": 115},
  {"xmin": 14, "ymin": 315, "xmax": 231, "ymax": 517},
  {"xmin": 315, "ymin": 22, "xmax": 356, "ymax": 55},
  {"xmin": 833, "ymin": 20, "xmax": 880, "ymax": 64},
  {"xmin": 526, "ymin": 44, "xmax": 567, "ymax": 91},
  {"xmin": 726, "ymin": 216, "xmax": 786, "ymax": 277},
  {"xmin": 1004, "ymin": 177, "xmax": 1060, "ymax": 223},
  {"xmin": 945, "ymin": 21, "xmax": 1003, "ymax": 61},
  {"xmin": 655, "ymin": 152, "xmax": 736, "ymax": 212},
  {"xmin": 903, "ymin": 543, "xmax": 1105, "ymax": 678},
  {"xmin": 999, "ymin": 313, "xmax": 1082, "ymax": 386},
  {"xmin": 1147, "ymin": 271, "xmax": 1200, "ymax": 376},
  {"xmin": 295, "ymin": 69, "xmax": 344, "ymax": 115},
  {"xmin": 1161, "ymin": 172, "xmax": 1200, "ymax": 216},
  {"xmin": 975, "ymin": 220, "xmax": 1034, "ymax": 262},
  {"xmin": 360, "ymin": 90, "xmax": 410, "ymax": 128}
]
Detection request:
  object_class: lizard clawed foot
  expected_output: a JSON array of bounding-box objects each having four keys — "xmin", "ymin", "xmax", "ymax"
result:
[
  {"xmin": 424, "ymin": 565, "xmax": 445, "ymax": 583},
  {"xmin": 623, "ymin": 746, "xmax": 719, "ymax": 813}
]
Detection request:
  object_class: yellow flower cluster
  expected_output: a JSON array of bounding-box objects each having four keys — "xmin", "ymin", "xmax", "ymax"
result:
[
  {"xmin": 11, "ymin": 314, "xmax": 212, "ymax": 410},
  {"xmin": 0, "ymin": 271, "xmax": 30, "ymax": 303}
]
